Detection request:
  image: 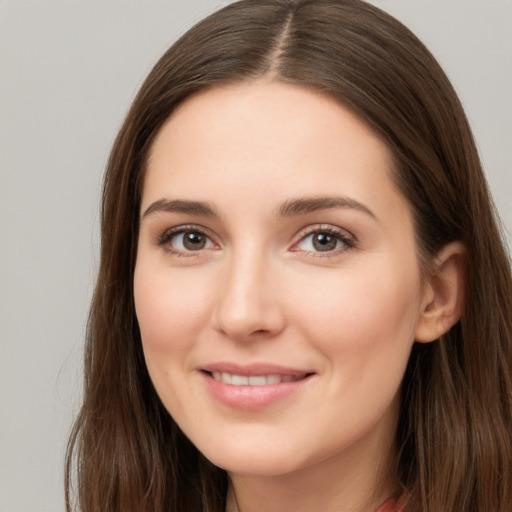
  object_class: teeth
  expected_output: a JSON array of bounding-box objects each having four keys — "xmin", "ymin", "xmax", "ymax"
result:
[
  {"xmin": 232, "ymin": 375, "xmax": 249, "ymax": 385},
  {"xmin": 210, "ymin": 372, "xmax": 305, "ymax": 386},
  {"xmin": 248, "ymin": 375, "xmax": 266, "ymax": 386}
]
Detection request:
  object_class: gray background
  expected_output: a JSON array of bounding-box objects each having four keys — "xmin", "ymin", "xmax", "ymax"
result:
[{"xmin": 0, "ymin": 1, "xmax": 510, "ymax": 511}]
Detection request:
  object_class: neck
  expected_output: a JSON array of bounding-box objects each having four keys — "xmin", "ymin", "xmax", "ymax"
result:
[{"xmin": 226, "ymin": 434, "xmax": 398, "ymax": 512}]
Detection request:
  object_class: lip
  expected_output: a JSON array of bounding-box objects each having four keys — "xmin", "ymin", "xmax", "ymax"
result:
[
  {"xmin": 199, "ymin": 362, "xmax": 315, "ymax": 410},
  {"xmin": 201, "ymin": 362, "xmax": 312, "ymax": 377}
]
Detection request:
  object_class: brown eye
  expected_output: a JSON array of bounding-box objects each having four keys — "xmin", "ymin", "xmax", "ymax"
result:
[
  {"xmin": 160, "ymin": 227, "xmax": 215, "ymax": 253},
  {"xmin": 183, "ymin": 230, "xmax": 207, "ymax": 250},
  {"xmin": 312, "ymin": 232, "xmax": 337, "ymax": 252},
  {"xmin": 294, "ymin": 228, "xmax": 354, "ymax": 255}
]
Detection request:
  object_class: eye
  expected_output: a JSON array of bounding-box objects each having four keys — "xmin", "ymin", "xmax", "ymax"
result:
[
  {"xmin": 159, "ymin": 226, "xmax": 215, "ymax": 254},
  {"xmin": 293, "ymin": 227, "xmax": 355, "ymax": 254}
]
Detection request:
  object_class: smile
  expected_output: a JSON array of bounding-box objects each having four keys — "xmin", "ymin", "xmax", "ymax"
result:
[
  {"xmin": 200, "ymin": 365, "xmax": 314, "ymax": 409},
  {"xmin": 210, "ymin": 372, "xmax": 307, "ymax": 386}
]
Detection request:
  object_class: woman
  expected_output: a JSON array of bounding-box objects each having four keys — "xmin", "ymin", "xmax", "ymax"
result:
[{"xmin": 65, "ymin": 1, "xmax": 512, "ymax": 511}]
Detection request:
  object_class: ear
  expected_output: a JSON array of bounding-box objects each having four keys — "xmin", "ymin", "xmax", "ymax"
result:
[{"xmin": 415, "ymin": 241, "xmax": 467, "ymax": 343}]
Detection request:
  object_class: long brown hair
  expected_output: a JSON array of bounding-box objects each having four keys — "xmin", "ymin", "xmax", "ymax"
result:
[{"xmin": 66, "ymin": 1, "xmax": 512, "ymax": 511}]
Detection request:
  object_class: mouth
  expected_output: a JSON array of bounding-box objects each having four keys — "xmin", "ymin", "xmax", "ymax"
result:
[
  {"xmin": 204, "ymin": 370, "xmax": 309, "ymax": 386},
  {"xmin": 199, "ymin": 364, "xmax": 314, "ymax": 409}
]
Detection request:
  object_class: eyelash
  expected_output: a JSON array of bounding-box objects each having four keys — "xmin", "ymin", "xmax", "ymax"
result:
[
  {"xmin": 290, "ymin": 225, "xmax": 357, "ymax": 258},
  {"xmin": 157, "ymin": 224, "xmax": 357, "ymax": 258},
  {"xmin": 158, "ymin": 225, "xmax": 216, "ymax": 257}
]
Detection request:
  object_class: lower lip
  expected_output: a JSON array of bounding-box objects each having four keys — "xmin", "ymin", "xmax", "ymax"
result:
[{"xmin": 201, "ymin": 372, "xmax": 313, "ymax": 410}]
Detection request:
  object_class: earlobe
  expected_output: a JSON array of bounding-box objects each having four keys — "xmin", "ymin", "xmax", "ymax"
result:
[{"xmin": 415, "ymin": 242, "xmax": 467, "ymax": 343}]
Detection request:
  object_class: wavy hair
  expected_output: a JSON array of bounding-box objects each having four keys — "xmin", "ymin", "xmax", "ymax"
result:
[{"xmin": 66, "ymin": 1, "xmax": 512, "ymax": 510}]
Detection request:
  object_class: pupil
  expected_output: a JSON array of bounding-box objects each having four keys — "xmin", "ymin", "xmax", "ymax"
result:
[
  {"xmin": 184, "ymin": 231, "xmax": 205, "ymax": 250},
  {"xmin": 313, "ymin": 233, "xmax": 336, "ymax": 251}
]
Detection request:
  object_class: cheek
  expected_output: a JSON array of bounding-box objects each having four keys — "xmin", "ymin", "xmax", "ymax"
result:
[
  {"xmin": 285, "ymin": 260, "xmax": 422, "ymax": 446},
  {"xmin": 133, "ymin": 262, "xmax": 215, "ymax": 418},
  {"xmin": 133, "ymin": 263, "xmax": 211, "ymax": 355},
  {"xmin": 291, "ymin": 259, "xmax": 422, "ymax": 363}
]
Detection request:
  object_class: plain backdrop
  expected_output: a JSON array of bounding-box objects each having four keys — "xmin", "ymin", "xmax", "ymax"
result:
[{"xmin": 0, "ymin": 2, "xmax": 510, "ymax": 511}]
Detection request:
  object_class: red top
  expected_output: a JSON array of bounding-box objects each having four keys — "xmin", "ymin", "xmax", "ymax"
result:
[{"xmin": 375, "ymin": 498, "xmax": 400, "ymax": 512}]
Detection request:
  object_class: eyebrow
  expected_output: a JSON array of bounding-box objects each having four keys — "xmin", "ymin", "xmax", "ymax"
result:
[
  {"xmin": 141, "ymin": 195, "xmax": 376, "ymax": 221},
  {"xmin": 277, "ymin": 196, "xmax": 377, "ymax": 220},
  {"xmin": 142, "ymin": 199, "xmax": 218, "ymax": 219}
]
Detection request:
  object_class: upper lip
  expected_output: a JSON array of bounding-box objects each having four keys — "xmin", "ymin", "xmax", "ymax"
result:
[{"xmin": 199, "ymin": 362, "xmax": 314, "ymax": 376}]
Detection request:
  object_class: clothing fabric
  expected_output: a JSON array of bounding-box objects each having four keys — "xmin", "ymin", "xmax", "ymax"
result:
[{"xmin": 375, "ymin": 498, "xmax": 399, "ymax": 512}]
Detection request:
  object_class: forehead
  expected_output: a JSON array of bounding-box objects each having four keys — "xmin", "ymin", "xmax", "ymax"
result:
[
  {"xmin": 149, "ymin": 81, "xmax": 390, "ymax": 165},
  {"xmin": 143, "ymin": 81, "xmax": 406, "ymax": 223}
]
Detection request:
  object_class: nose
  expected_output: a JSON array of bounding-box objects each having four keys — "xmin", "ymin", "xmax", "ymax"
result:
[{"xmin": 213, "ymin": 250, "xmax": 286, "ymax": 342}]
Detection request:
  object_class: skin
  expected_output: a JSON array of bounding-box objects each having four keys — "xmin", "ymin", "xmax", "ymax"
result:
[{"xmin": 134, "ymin": 81, "xmax": 462, "ymax": 512}]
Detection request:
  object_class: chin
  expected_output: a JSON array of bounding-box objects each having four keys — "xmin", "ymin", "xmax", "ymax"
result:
[
  {"xmin": 210, "ymin": 453, "xmax": 297, "ymax": 477},
  {"xmin": 197, "ymin": 436, "xmax": 304, "ymax": 477}
]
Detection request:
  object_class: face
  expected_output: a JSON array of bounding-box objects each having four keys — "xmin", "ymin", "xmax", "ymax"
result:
[{"xmin": 134, "ymin": 81, "xmax": 429, "ymax": 479}]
